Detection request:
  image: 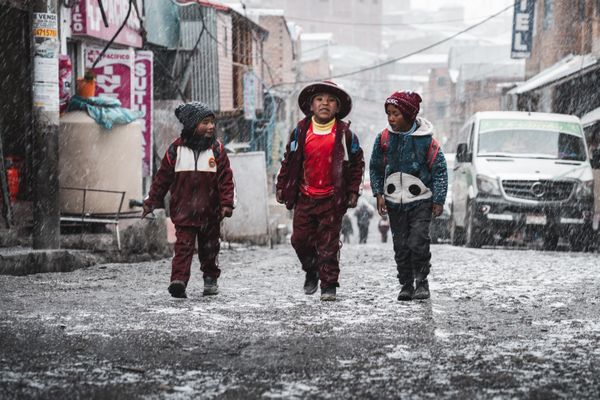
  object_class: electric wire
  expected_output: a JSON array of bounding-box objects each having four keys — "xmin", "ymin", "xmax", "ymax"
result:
[
  {"xmin": 270, "ymin": 4, "xmax": 513, "ymax": 87},
  {"xmin": 91, "ymin": 0, "xmax": 133, "ymax": 69}
]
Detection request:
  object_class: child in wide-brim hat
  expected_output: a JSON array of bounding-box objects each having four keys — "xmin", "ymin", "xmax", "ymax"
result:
[{"xmin": 276, "ymin": 80, "xmax": 364, "ymax": 301}]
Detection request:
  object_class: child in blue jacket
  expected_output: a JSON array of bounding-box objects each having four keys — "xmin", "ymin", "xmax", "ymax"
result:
[{"xmin": 369, "ymin": 91, "xmax": 448, "ymax": 301}]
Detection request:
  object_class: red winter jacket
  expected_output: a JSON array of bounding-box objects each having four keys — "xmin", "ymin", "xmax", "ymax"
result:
[
  {"xmin": 276, "ymin": 116, "xmax": 364, "ymax": 212},
  {"xmin": 145, "ymin": 138, "xmax": 235, "ymax": 227}
]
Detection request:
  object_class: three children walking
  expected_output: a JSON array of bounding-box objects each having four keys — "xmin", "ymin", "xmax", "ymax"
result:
[{"xmin": 144, "ymin": 82, "xmax": 447, "ymax": 302}]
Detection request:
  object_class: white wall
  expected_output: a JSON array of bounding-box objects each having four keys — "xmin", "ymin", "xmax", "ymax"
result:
[{"xmin": 221, "ymin": 151, "xmax": 270, "ymax": 245}]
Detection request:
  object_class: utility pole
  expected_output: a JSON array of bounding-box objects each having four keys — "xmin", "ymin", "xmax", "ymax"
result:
[{"xmin": 31, "ymin": 0, "xmax": 60, "ymax": 249}]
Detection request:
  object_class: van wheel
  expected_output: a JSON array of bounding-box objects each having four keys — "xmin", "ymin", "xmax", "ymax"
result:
[
  {"xmin": 569, "ymin": 228, "xmax": 591, "ymax": 252},
  {"xmin": 450, "ymin": 216, "xmax": 465, "ymax": 246},
  {"xmin": 465, "ymin": 206, "xmax": 484, "ymax": 248}
]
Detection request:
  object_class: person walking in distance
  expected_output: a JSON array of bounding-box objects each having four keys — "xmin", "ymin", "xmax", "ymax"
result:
[
  {"xmin": 354, "ymin": 198, "xmax": 374, "ymax": 244},
  {"xmin": 341, "ymin": 213, "xmax": 354, "ymax": 244},
  {"xmin": 378, "ymin": 214, "xmax": 390, "ymax": 243},
  {"xmin": 276, "ymin": 81, "xmax": 365, "ymax": 301}
]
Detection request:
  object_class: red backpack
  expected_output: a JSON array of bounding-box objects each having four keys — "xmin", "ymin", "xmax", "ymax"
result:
[{"xmin": 380, "ymin": 128, "xmax": 440, "ymax": 170}]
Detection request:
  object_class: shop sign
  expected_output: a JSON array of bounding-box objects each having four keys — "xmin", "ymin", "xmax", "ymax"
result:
[
  {"xmin": 85, "ymin": 45, "xmax": 134, "ymax": 108},
  {"xmin": 511, "ymin": 0, "xmax": 534, "ymax": 59},
  {"xmin": 134, "ymin": 51, "xmax": 154, "ymax": 177},
  {"xmin": 72, "ymin": 0, "xmax": 143, "ymax": 48}
]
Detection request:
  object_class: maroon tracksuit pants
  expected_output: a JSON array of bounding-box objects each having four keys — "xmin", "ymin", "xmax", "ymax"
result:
[
  {"xmin": 291, "ymin": 194, "xmax": 344, "ymax": 288},
  {"xmin": 171, "ymin": 224, "xmax": 221, "ymax": 285}
]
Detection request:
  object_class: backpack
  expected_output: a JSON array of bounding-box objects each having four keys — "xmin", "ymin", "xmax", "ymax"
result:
[{"xmin": 380, "ymin": 128, "xmax": 440, "ymax": 170}]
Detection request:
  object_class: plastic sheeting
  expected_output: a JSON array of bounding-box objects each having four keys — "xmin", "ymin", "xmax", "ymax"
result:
[{"xmin": 66, "ymin": 95, "xmax": 143, "ymax": 130}]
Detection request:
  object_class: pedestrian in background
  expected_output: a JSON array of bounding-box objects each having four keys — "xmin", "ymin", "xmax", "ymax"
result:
[
  {"xmin": 378, "ymin": 214, "xmax": 390, "ymax": 243},
  {"xmin": 369, "ymin": 91, "xmax": 447, "ymax": 301},
  {"xmin": 341, "ymin": 213, "xmax": 354, "ymax": 243},
  {"xmin": 354, "ymin": 198, "xmax": 374, "ymax": 244},
  {"xmin": 143, "ymin": 102, "xmax": 235, "ymax": 299},
  {"xmin": 276, "ymin": 81, "xmax": 364, "ymax": 301}
]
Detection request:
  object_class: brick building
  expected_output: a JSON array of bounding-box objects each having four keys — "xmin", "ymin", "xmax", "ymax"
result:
[
  {"xmin": 507, "ymin": 0, "xmax": 600, "ymax": 122},
  {"xmin": 525, "ymin": 0, "xmax": 600, "ymax": 79},
  {"xmin": 424, "ymin": 67, "xmax": 452, "ymax": 145}
]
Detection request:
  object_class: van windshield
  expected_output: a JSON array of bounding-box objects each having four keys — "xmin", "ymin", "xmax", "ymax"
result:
[{"xmin": 478, "ymin": 129, "xmax": 587, "ymax": 161}]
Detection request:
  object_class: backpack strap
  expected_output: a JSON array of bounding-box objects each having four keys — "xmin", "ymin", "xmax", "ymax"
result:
[
  {"xmin": 166, "ymin": 141, "xmax": 178, "ymax": 167},
  {"xmin": 343, "ymin": 128, "xmax": 354, "ymax": 160},
  {"xmin": 380, "ymin": 128, "xmax": 389, "ymax": 165},
  {"xmin": 213, "ymin": 140, "xmax": 224, "ymax": 159},
  {"xmin": 426, "ymin": 137, "xmax": 440, "ymax": 170}
]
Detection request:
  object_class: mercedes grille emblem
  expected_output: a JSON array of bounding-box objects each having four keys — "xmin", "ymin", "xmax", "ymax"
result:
[{"xmin": 530, "ymin": 182, "xmax": 545, "ymax": 198}]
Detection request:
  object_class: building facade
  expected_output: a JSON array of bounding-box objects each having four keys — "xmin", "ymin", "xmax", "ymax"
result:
[{"xmin": 507, "ymin": 0, "xmax": 600, "ymax": 125}]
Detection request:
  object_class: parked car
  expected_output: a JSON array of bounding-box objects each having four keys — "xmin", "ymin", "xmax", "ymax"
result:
[
  {"xmin": 450, "ymin": 111, "xmax": 595, "ymax": 251},
  {"xmin": 430, "ymin": 153, "xmax": 455, "ymax": 243}
]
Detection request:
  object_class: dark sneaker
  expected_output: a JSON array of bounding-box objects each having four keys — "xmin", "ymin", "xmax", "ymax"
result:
[
  {"xmin": 303, "ymin": 271, "xmax": 319, "ymax": 295},
  {"xmin": 320, "ymin": 286, "xmax": 336, "ymax": 301},
  {"xmin": 203, "ymin": 276, "xmax": 219, "ymax": 296},
  {"xmin": 413, "ymin": 280, "xmax": 430, "ymax": 300},
  {"xmin": 168, "ymin": 280, "xmax": 187, "ymax": 299},
  {"xmin": 397, "ymin": 283, "xmax": 414, "ymax": 301}
]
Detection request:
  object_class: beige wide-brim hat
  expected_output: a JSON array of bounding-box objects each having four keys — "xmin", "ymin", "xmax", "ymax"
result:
[{"xmin": 298, "ymin": 80, "xmax": 352, "ymax": 119}]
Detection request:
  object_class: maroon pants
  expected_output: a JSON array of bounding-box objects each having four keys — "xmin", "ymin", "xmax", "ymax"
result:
[
  {"xmin": 171, "ymin": 224, "xmax": 221, "ymax": 285},
  {"xmin": 291, "ymin": 194, "xmax": 344, "ymax": 288}
]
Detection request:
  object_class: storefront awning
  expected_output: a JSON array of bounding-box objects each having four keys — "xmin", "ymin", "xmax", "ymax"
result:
[
  {"xmin": 508, "ymin": 54, "xmax": 599, "ymax": 95},
  {"xmin": 581, "ymin": 107, "xmax": 600, "ymax": 127}
]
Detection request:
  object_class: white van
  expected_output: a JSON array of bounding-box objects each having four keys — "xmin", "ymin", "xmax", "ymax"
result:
[{"xmin": 450, "ymin": 111, "xmax": 595, "ymax": 250}]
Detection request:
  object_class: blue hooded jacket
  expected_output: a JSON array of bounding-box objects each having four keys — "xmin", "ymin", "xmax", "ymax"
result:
[{"xmin": 369, "ymin": 117, "xmax": 448, "ymax": 209}]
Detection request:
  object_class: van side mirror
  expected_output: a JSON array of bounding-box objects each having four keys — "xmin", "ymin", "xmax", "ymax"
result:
[
  {"xmin": 591, "ymin": 149, "xmax": 600, "ymax": 169},
  {"xmin": 456, "ymin": 143, "xmax": 471, "ymax": 163}
]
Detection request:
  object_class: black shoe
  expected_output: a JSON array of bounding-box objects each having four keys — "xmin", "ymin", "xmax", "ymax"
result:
[
  {"xmin": 303, "ymin": 271, "xmax": 319, "ymax": 295},
  {"xmin": 397, "ymin": 283, "xmax": 414, "ymax": 301},
  {"xmin": 320, "ymin": 286, "xmax": 336, "ymax": 301},
  {"xmin": 168, "ymin": 280, "xmax": 187, "ymax": 299},
  {"xmin": 203, "ymin": 276, "xmax": 219, "ymax": 296},
  {"xmin": 413, "ymin": 280, "xmax": 430, "ymax": 300}
]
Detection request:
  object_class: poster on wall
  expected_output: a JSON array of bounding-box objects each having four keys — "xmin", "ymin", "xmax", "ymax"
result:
[
  {"xmin": 85, "ymin": 45, "xmax": 134, "ymax": 108},
  {"xmin": 32, "ymin": 13, "xmax": 59, "ymax": 112},
  {"xmin": 243, "ymin": 72, "xmax": 256, "ymax": 121},
  {"xmin": 134, "ymin": 51, "xmax": 154, "ymax": 177}
]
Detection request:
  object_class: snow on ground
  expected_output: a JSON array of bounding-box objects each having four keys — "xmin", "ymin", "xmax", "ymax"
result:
[{"xmin": 0, "ymin": 238, "xmax": 599, "ymax": 399}]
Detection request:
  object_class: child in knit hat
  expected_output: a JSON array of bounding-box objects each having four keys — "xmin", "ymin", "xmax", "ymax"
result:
[
  {"xmin": 143, "ymin": 102, "xmax": 235, "ymax": 299},
  {"xmin": 369, "ymin": 91, "xmax": 448, "ymax": 301}
]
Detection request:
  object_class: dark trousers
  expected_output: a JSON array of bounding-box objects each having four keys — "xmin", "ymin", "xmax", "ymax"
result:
[
  {"xmin": 358, "ymin": 224, "xmax": 369, "ymax": 243},
  {"xmin": 291, "ymin": 194, "xmax": 344, "ymax": 288},
  {"xmin": 388, "ymin": 201, "xmax": 432, "ymax": 285},
  {"xmin": 171, "ymin": 224, "xmax": 221, "ymax": 285}
]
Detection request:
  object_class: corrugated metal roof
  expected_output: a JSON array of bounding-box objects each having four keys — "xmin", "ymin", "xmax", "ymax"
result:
[
  {"xmin": 179, "ymin": 6, "xmax": 220, "ymax": 110},
  {"xmin": 173, "ymin": 0, "xmax": 230, "ymax": 12}
]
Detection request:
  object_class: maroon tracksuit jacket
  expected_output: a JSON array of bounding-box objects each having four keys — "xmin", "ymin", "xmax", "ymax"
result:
[
  {"xmin": 145, "ymin": 138, "xmax": 235, "ymax": 284},
  {"xmin": 276, "ymin": 116, "xmax": 364, "ymax": 288}
]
